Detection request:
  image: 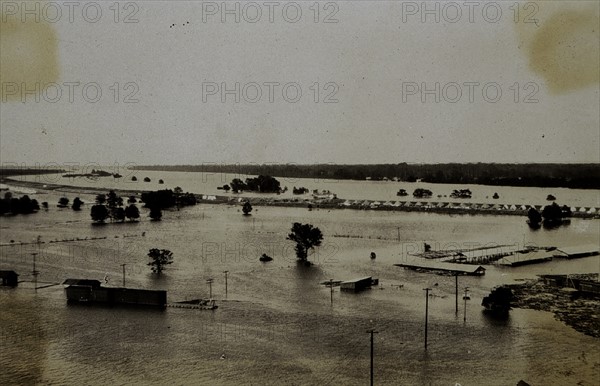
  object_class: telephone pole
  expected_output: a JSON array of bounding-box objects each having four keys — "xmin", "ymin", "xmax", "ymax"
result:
[
  {"xmin": 455, "ymin": 274, "xmax": 459, "ymax": 315},
  {"xmin": 367, "ymin": 329, "xmax": 378, "ymax": 386},
  {"xmin": 424, "ymin": 287, "xmax": 431, "ymax": 350},
  {"xmin": 329, "ymin": 279, "xmax": 334, "ymax": 305},
  {"xmin": 207, "ymin": 278, "xmax": 213, "ymax": 299},
  {"xmin": 31, "ymin": 252, "xmax": 39, "ymax": 291},
  {"xmin": 463, "ymin": 287, "xmax": 470, "ymax": 322},
  {"xmin": 121, "ymin": 264, "xmax": 126, "ymax": 287},
  {"xmin": 223, "ymin": 271, "xmax": 229, "ymax": 298}
]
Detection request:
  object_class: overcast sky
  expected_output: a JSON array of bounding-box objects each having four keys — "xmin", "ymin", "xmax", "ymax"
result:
[{"xmin": 1, "ymin": 0, "xmax": 598, "ymax": 166}]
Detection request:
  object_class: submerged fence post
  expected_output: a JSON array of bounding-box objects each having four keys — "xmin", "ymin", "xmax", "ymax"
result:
[{"xmin": 424, "ymin": 287, "xmax": 431, "ymax": 350}]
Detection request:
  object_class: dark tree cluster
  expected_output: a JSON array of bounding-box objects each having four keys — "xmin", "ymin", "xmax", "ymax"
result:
[
  {"xmin": 140, "ymin": 187, "xmax": 197, "ymax": 210},
  {"xmin": 292, "ymin": 187, "xmax": 309, "ymax": 195},
  {"xmin": 450, "ymin": 189, "xmax": 472, "ymax": 198},
  {"xmin": 482, "ymin": 286, "xmax": 513, "ymax": 315},
  {"xmin": 413, "ymin": 188, "xmax": 433, "ymax": 198},
  {"xmin": 229, "ymin": 175, "xmax": 281, "ymax": 193},
  {"xmin": 63, "ymin": 169, "xmax": 119, "ymax": 178},
  {"xmin": 0, "ymin": 193, "xmax": 40, "ymax": 215},
  {"xmin": 91, "ymin": 190, "xmax": 140, "ymax": 223},
  {"xmin": 527, "ymin": 202, "xmax": 572, "ymax": 229}
]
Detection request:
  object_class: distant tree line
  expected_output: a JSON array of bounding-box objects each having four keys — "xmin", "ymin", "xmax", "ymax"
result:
[
  {"xmin": 132, "ymin": 163, "xmax": 600, "ymax": 189},
  {"xmin": 0, "ymin": 168, "xmax": 64, "ymax": 177}
]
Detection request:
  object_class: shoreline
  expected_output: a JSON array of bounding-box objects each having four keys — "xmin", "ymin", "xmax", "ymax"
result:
[{"xmin": 3, "ymin": 177, "xmax": 600, "ymax": 219}]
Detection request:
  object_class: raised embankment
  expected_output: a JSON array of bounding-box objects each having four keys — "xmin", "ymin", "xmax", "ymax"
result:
[{"xmin": 4, "ymin": 178, "xmax": 599, "ymax": 218}]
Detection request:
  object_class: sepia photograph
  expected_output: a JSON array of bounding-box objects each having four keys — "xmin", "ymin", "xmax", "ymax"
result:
[{"xmin": 1, "ymin": 1, "xmax": 599, "ymax": 385}]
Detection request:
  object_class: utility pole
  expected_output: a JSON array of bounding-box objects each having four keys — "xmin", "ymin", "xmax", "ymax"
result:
[
  {"xmin": 463, "ymin": 287, "xmax": 470, "ymax": 322},
  {"xmin": 455, "ymin": 274, "xmax": 459, "ymax": 315},
  {"xmin": 31, "ymin": 252, "xmax": 39, "ymax": 291},
  {"xmin": 424, "ymin": 287, "xmax": 431, "ymax": 350},
  {"xmin": 121, "ymin": 264, "xmax": 126, "ymax": 287},
  {"xmin": 367, "ymin": 329, "xmax": 378, "ymax": 386},
  {"xmin": 329, "ymin": 279, "xmax": 334, "ymax": 305},
  {"xmin": 397, "ymin": 227, "xmax": 400, "ymax": 242},
  {"xmin": 207, "ymin": 278, "xmax": 213, "ymax": 299},
  {"xmin": 223, "ymin": 271, "xmax": 229, "ymax": 298}
]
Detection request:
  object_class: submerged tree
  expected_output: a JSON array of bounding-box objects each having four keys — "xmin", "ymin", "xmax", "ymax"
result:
[
  {"xmin": 242, "ymin": 201, "xmax": 253, "ymax": 215},
  {"xmin": 125, "ymin": 204, "xmax": 140, "ymax": 222},
  {"xmin": 91, "ymin": 204, "xmax": 109, "ymax": 223},
  {"xmin": 541, "ymin": 202, "xmax": 567, "ymax": 228},
  {"xmin": 114, "ymin": 207, "xmax": 126, "ymax": 222},
  {"xmin": 287, "ymin": 222, "xmax": 323, "ymax": 262},
  {"xmin": 482, "ymin": 286, "xmax": 513, "ymax": 316},
  {"xmin": 527, "ymin": 208, "xmax": 542, "ymax": 228},
  {"xmin": 72, "ymin": 197, "xmax": 83, "ymax": 211},
  {"xmin": 149, "ymin": 207, "xmax": 162, "ymax": 221},
  {"xmin": 95, "ymin": 194, "xmax": 106, "ymax": 204},
  {"xmin": 147, "ymin": 248, "xmax": 173, "ymax": 274},
  {"xmin": 57, "ymin": 197, "xmax": 69, "ymax": 208}
]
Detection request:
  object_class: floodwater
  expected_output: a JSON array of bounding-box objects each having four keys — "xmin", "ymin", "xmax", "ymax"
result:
[{"xmin": 1, "ymin": 184, "xmax": 599, "ymax": 385}]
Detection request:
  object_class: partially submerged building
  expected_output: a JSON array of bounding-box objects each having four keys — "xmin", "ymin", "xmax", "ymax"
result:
[
  {"xmin": 553, "ymin": 245, "xmax": 600, "ymax": 259},
  {"xmin": 394, "ymin": 260, "xmax": 486, "ymax": 276},
  {"xmin": 341, "ymin": 277, "xmax": 373, "ymax": 292},
  {"xmin": 0, "ymin": 270, "xmax": 19, "ymax": 287},
  {"xmin": 496, "ymin": 251, "xmax": 553, "ymax": 267},
  {"xmin": 63, "ymin": 279, "xmax": 167, "ymax": 308},
  {"xmin": 540, "ymin": 274, "xmax": 600, "ymax": 296}
]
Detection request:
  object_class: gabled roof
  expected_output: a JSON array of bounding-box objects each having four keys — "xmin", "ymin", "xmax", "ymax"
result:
[
  {"xmin": 395, "ymin": 259, "xmax": 485, "ymax": 273},
  {"xmin": 556, "ymin": 245, "xmax": 599, "ymax": 256}
]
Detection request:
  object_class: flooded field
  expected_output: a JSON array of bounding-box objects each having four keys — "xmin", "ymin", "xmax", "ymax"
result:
[{"xmin": 0, "ymin": 185, "xmax": 598, "ymax": 385}]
